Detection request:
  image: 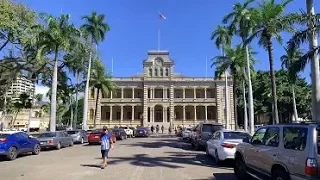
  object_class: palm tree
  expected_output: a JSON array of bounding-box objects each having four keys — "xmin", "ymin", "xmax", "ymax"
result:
[
  {"xmin": 223, "ymin": 0, "xmax": 255, "ymax": 134},
  {"xmin": 247, "ymin": 0, "xmax": 298, "ymax": 124},
  {"xmin": 10, "ymin": 93, "xmax": 32, "ymax": 128},
  {"xmin": 81, "ymin": 11, "xmax": 110, "ymax": 130},
  {"xmin": 288, "ymin": 0, "xmax": 320, "ymax": 121},
  {"xmin": 281, "ymin": 47, "xmax": 304, "ymax": 122},
  {"xmin": 40, "ymin": 14, "xmax": 79, "ymax": 131},
  {"xmin": 90, "ymin": 59, "xmax": 113, "ymax": 128},
  {"xmin": 211, "ymin": 25, "xmax": 234, "ymax": 129}
]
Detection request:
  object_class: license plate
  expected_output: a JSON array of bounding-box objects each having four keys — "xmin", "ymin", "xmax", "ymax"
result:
[{"xmin": 95, "ymin": 136, "xmax": 99, "ymax": 138}]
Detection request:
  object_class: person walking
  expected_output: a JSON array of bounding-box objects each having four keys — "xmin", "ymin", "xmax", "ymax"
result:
[
  {"xmin": 156, "ymin": 125, "xmax": 160, "ymax": 136},
  {"xmin": 161, "ymin": 125, "xmax": 164, "ymax": 134},
  {"xmin": 100, "ymin": 127, "xmax": 114, "ymax": 169},
  {"xmin": 151, "ymin": 125, "xmax": 154, "ymax": 134}
]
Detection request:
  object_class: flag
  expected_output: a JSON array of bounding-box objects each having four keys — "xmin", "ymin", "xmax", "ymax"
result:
[{"xmin": 159, "ymin": 13, "xmax": 166, "ymax": 20}]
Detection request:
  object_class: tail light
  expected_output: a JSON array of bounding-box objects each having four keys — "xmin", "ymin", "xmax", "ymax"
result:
[
  {"xmin": 0, "ymin": 138, "xmax": 8, "ymax": 143},
  {"xmin": 47, "ymin": 140, "xmax": 53, "ymax": 145},
  {"xmin": 305, "ymin": 158, "xmax": 318, "ymax": 176},
  {"xmin": 221, "ymin": 143, "xmax": 236, "ymax": 149}
]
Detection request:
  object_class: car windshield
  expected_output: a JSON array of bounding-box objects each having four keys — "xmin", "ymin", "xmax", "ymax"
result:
[
  {"xmin": 202, "ymin": 124, "xmax": 223, "ymax": 133},
  {"xmin": 112, "ymin": 128, "xmax": 121, "ymax": 132},
  {"xmin": 38, "ymin": 133, "xmax": 56, "ymax": 138},
  {"xmin": 223, "ymin": 132, "xmax": 250, "ymax": 139},
  {"xmin": 67, "ymin": 131, "xmax": 78, "ymax": 135},
  {"xmin": 0, "ymin": 134, "xmax": 8, "ymax": 138}
]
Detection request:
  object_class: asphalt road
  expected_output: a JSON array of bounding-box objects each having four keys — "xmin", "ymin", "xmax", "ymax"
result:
[{"xmin": 0, "ymin": 135, "xmax": 236, "ymax": 180}]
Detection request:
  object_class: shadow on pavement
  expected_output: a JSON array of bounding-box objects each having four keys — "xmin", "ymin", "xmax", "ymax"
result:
[
  {"xmin": 213, "ymin": 173, "xmax": 236, "ymax": 180},
  {"xmin": 80, "ymin": 164, "xmax": 101, "ymax": 169}
]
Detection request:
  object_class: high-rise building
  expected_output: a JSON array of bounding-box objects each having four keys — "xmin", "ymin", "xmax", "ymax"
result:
[
  {"xmin": 87, "ymin": 50, "xmax": 235, "ymax": 129},
  {"xmin": 6, "ymin": 76, "xmax": 35, "ymax": 101}
]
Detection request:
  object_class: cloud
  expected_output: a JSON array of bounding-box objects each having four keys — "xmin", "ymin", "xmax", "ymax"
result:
[{"xmin": 35, "ymin": 85, "xmax": 50, "ymax": 102}]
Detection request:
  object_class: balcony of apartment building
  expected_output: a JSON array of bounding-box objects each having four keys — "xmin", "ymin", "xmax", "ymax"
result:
[
  {"xmin": 99, "ymin": 105, "xmax": 143, "ymax": 125},
  {"xmin": 99, "ymin": 87, "xmax": 143, "ymax": 103},
  {"xmin": 174, "ymin": 105, "xmax": 217, "ymax": 125},
  {"xmin": 174, "ymin": 87, "xmax": 216, "ymax": 102}
]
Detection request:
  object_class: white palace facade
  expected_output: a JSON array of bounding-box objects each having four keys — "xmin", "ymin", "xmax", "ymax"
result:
[{"xmin": 87, "ymin": 50, "xmax": 235, "ymax": 129}]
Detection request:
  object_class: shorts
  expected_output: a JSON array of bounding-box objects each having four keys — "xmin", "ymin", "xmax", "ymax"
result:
[{"xmin": 101, "ymin": 149, "xmax": 110, "ymax": 158}]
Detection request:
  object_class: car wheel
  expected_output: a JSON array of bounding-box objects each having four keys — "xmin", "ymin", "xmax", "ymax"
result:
[
  {"xmin": 56, "ymin": 142, "xmax": 61, "ymax": 150},
  {"xmin": 32, "ymin": 144, "xmax": 41, "ymax": 155},
  {"xmin": 206, "ymin": 146, "xmax": 210, "ymax": 156},
  {"xmin": 7, "ymin": 147, "xmax": 17, "ymax": 160},
  {"xmin": 271, "ymin": 168, "xmax": 290, "ymax": 180},
  {"xmin": 215, "ymin": 150, "xmax": 221, "ymax": 165},
  {"xmin": 81, "ymin": 138, "xmax": 84, "ymax": 144},
  {"xmin": 234, "ymin": 155, "xmax": 247, "ymax": 180}
]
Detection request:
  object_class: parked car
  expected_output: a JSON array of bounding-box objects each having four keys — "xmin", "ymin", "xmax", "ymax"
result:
[
  {"xmin": 88, "ymin": 129, "xmax": 116, "ymax": 145},
  {"xmin": 234, "ymin": 123, "xmax": 320, "ymax": 180},
  {"xmin": 191, "ymin": 122, "xmax": 224, "ymax": 150},
  {"xmin": 119, "ymin": 127, "xmax": 134, "ymax": 137},
  {"xmin": 0, "ymin": 131, "xmax": 40, "ymax": 160},
  {"xmin": 67, "ymin": 130, "xmax": 88, "ymax": 144},
  {"xmin": 37, "ymin": 131, "xmax": 73, "ymax": 150},
  {"xmin": 206, "ymin": 130, "xmax": 251, "ymax": 163},
  {"xmin": 135, "ymin": 127, "xmax": 151, "ymax": 137},
  {"xmin": 181, "ymin": 128, "xmax": 192, "ymax": 140},
  {"xmin": 112, "ymin": 128, "xmax": 127, "ymax": 140}
]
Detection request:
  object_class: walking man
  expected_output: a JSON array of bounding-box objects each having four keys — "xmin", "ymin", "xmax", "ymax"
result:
[
  {"xmin": 100, "ymin": 127, "xmax": 114, "ymax": 169},
  {"xmin": 156, "ymin": 125, "xmax": 160, "ymax": 136},
  {"xmin": 161, "ymin": 125, "xmax": 164, "ymax": 134}
]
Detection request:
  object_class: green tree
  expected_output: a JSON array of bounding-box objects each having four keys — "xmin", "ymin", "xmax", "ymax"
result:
[
  {"xmin": 81, "ymin": 11, "xmax": 110, "ymax": 130},
  {"xmin": 90, "ymin": 59, "xmax": 113, "ymax": 128},
  {"xmin": 10, "ymin": 93, "xmax": 32, "ymax": 128},
  {"xmin": 247, "ymin": 0, "xmax": 298, "ymax": 124}
]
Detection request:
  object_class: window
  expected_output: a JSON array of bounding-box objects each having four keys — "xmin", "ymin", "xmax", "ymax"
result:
[
  {"xmin": 89, "ymin": 109, "xmax": 94, "ymax": 120},
  {"xmin": 155, "ymin": 69, "xmax": 158, "ymax": 76},
  {"xmin": 19, "ymin": 132, "xmax": 29, "ymax": 139},
  {"xmin": 264, "ymin": 127, "xmax": 280, "ymax": 147},
  {"xmin": 90, "ymin": 88, "xmax": 95, "ymax": 98},
  {"xmin": 202, "ymin": 124, "xmax": 223, "ymax": 133},
  {"xmin": 165, "ymin": 68, "xmax": 169, "ymax": 76},
  {"xmin": 212, "ymin": 132, "xmax": 221, "ymax": 140},
  {"xmin": 149, "ymin": 68, "xmax": 152, "ymax": 77},
  {"xmin": 251, "ymin": 128, "xmax": 267, "ymax": 145},
  {"xmin": 283, "ymin": 127, "xmax": 308, "ymax": 151},
  {"xmin": 223, "ymin": 132, "xmax": 251, "ymax": 140},
  {"xmin": 160, "ymin": 69, "xmax": 163, "ymax": 76},
  {"xmin": 116, "ymin": 112, "xmax": 121, "ymax": 119},
  {"xmin": 38, "ymin": 132, "xmax": 56, "ymax": 138}
]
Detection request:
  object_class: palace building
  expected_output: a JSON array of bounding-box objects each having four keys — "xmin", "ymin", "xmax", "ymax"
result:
[{"xmin": 87, "ymin": 50, "xmax": 235, "ymax": 129}]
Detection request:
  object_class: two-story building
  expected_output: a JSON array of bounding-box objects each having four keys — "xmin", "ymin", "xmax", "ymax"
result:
[{"xmin": 87, "ymin": 50, "xmax": 235, "ymax": 130}]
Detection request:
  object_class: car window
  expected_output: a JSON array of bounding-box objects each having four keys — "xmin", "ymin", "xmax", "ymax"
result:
[
  {"xmin": 67, "ymin": 131, "xmax": 78, "ymax": 135},
  {"xmin": 223, "ymin": 132, "xmax": 251, "ymax": 139},
  {"xmin": 38, "ymin": 132, "xmax": 56, "ymax": 138},
  {"xmin": 251, "ymin": 127, "xmax": 267, "ymax": 145},
  {"xmin": 19, "ymin": 132, "xmax": 29, "ymax": 139},
  {"xmin": 263, "ymin": 127, "xmax": 280, "ymax": 147},
  {"xmin": 283, "ymin": 127, "xmax": 308, "ymax": 151},
  {"xmin": 0, "ymin": 134, "xmax": 8, "ymax": 138},
  {"xmin": 202, "ymin": 124, "xmax": 223, "ymax": 133}
]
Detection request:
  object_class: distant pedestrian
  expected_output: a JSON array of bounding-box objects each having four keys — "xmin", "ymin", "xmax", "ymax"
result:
[
  {"xmin": 161, "ymin": 125, "xmax": 164, "ymax": 134},
  {"xmin": 168, "ymin": 126, "xmax": 172, "ymax": 135},
  {"xmin": 100, "ymin": 127, "xmax": 114, "ymax": 169},
  {"xmin": 151, "ymin": 125, "xmax": 154, "ymax": 134},
  {"xmin": 156, "ymin": 125, "xmax": 160, "ymax": 136}
]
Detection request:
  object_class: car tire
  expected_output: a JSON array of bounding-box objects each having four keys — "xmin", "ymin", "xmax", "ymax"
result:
[
  {"xmin": 215, "ymin": 150, "xmax": 221, "ymax": 165},
  {"xmin": 56, "ymin": 142, "xmax": 61, "ymax": 150},
  {"xmin": 271, "ymin": 168, "xmax": 290, "ymax": 180},
  {"xmin": 234, "ymin": 155, "xmax": 248, "ymax": 180},
  {"xmin": 81, "ymin": 138, "xmax": 84, "ymax": 144},
  {"xmin": 7, "ymin": 146, "xmax": 17, "ymax": 161},
  {"xmin": 206, "ymin": 146, "xmax": 210, "ymax": 156},
  {"xmin": 32, "ymin": 144, "xmax": 41, "ymax": 155}
]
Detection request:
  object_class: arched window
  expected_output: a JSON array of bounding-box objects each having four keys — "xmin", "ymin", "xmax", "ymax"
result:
[
  {"xmin": 89, "ymin": 109, "xmax": 94, "ymax": 120},
  {"xmin": 165, "ymin": 68, "xmax": 169, "ymax": 76},
  {"xmin": 155, "ymin": 68, "xmax": 158, "ymax": 76},
  {"xmin": 149, "ymin": 68, "xmax": 152, "ymax": 77},
  {"xmin": 160, "ymin": 68, "xmax": 163, "ymax": 76}
]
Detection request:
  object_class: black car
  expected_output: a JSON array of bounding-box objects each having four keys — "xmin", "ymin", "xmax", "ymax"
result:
[
  {"xmin": 112, "ymin": 128, "xmax": 127, "ymax": 140},
  {"xmin": 135, "ymin": 127, "xmax": 151, "ymax": 137}
]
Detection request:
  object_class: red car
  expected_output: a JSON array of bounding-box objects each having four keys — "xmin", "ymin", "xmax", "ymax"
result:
[{"xmin": 88, "ymin": 130, "xmax": 116, "ymax": 145}]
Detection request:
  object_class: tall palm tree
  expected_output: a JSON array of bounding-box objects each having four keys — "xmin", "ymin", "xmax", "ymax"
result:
[
  {"xmin": 211, "ymin": 25, "xmax": 234, "ymax": 129},
  {"xmin": 247, "ymin": 0, "xmax": 298, "ymax": 124},
  {"xmin": 281, "ymin": 47, "xmax": 304, "ymax": 122},
  {"xmin": 90, "ymin": 59, "xmax": 113, "ymax": 128},
  {"xmin": 81, "ymin": 11, "xmax": 110, "ymax": 130},
  {"xmin": 40, "ymin": 14, "xmax": 79, "ymax": 132},
  {"xmin": 223, "ymin": 0, "xmax": 256, "ymax": 134},
  {"xmin": 288, "ymin": 0, "xmax": 320, "ymax": 121}
]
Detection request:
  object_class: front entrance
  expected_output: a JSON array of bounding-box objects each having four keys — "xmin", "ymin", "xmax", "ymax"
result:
[{"xmin": 154, "ymin": 105, "xmax": 163, "ymax": 122}]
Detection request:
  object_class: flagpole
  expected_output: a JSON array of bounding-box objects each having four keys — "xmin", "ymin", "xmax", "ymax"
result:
[
  {"xmin": 158, "ymin": 28, "xmax": 160, "ymax": 51},
  {"xmin": 205, "ymin": 57, "xmax": 208, "ymax": 78},
  {"xmin": 111, "ymin": 57, "xmax": 114, "ymax": 76}
]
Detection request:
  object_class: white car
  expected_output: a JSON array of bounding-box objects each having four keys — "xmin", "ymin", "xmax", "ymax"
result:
[
  {"xmin": 206, "ymin": 130, "xmax": 251, "ymax": 163},
  {"xmin": 121, "ymin": 127, "xmax": 134, "ymax": 137},
  {"xmin": 181, "ymin": 128, "xmax": 192, "ymax": 139}
]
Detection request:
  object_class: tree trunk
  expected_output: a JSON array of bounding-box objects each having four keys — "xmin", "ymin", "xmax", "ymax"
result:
[
  {"xmin": 245, "ymin": 45, "xmax": 255, "ymax": 135},
  {"xmin": 82, "ymin": 43, "xmax": 94, "ymax": 130},
  {"xmin": 233, "ymin": 76, "xmax": 238, "ymax": 129},
  {"xmin": 225, "ymin": 70, "xmax": 229, "ymax": 129},
  {"xmin": 1, "ymin": 94, "xmax": 7, "ymax": 131},
  {"xmin": 292, "ymin": 85, "xmax": 298, "ymax": 122},
  {"xmin": 27, "ymin": 83, "xmax": 35, "ymax": 132},
  {"xmin": 74, "ymin": 72, "xmax": 80, "ymax": 129},
  {"xmin": 94, "ymin": 88, "xmax": 100, "ymax": 128},
  {"xmin": 49, "ymin": 46, "xmax": 59, "ymax": 132},
  {"xmin": 266, "ymin": 37, "xmax": 279, "ymax": 124},
  {"xmin": 11, "ymin": 110, "xmax": 20, "ymax": 129},
  {"xmin": 307, "ymin": 0, "xmax": 320, "ymax": 122},
  {"xmin": 70, "ymin": 95, "xmax": 74, "ymax": 129},
  {"xmin": 242, "ymin": 81, "xmax": 248, "ymax": 132}
]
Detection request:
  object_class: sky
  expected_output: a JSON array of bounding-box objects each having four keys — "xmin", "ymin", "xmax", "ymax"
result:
[{"xmin": 18, "ymin": 0, "xmax": 320, "ymax": 96}]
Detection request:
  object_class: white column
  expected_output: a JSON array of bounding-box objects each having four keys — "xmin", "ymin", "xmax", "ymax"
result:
[
  {"xmin": 163, "ymin": 87, "xmax": 165, "ymax": 99},
  {"xmin": 150, "ymin": 88, "xmax": 153, "ymax": 99},
  {"xmin": 204, "ymin": 88, "xmax": 207, "ymax": 99},
  {"xmin": 151, "ymin": 107, "xmax": 154, "ymax": 122},
  {"xmin": 121, "ymin": 88, "xmax": 124, "ymax": 99},
  {"xmin": 183, "ymin": 105, "xmax": 186, "ymax": 121},
  {"xmin": 110, "ymin": 91, "xmax": 113, "ymax": 99},
  {"xmin": 110, "ymin": 106, "xmax": 113, "ymax": 122},
  {"xmin": 153, "ymin": 88, "xmax": 155, "ymax": 99},
  {"xmin": 205, "ymin": 105, "xmax": 208, "ymax": 121},
  {"xmin": 132, "ymin": 88, "xmax": 135, "ymax": 99},
  {"xmin": 132, "ymin": 106, "xmax": 134, "ymax": 120},
  {"xmin": 183, "ymin": 87, "xmax": 185, "ymax": 99},
  {"xmin": 194, "ymin": 87, "xmax": 196, "ymax": 99},
  {"xmin": 194, "ymin": 106, "xmax": 197, "ymax": 121},
  {"xmin": 120, "ymin": 105, "xmax": 123, "ymax": 121},
  {"xmin": 163, "ymin": 106, "xmax": 165, "ymax": 122}
]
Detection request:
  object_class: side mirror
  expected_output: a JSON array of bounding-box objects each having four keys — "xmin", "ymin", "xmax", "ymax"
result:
[
  {"xmin": 28, "ymin": 135, "xmax": 33, "ymax": 138},
  {"xmin": 242, "ymin": 137, "xmax": 250, "ymax": 143}
]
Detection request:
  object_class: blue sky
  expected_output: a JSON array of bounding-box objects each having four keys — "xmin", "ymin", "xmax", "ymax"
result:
[{"xmin": 21, "ymin": 0, "xmax": 320, "ymax": 81}]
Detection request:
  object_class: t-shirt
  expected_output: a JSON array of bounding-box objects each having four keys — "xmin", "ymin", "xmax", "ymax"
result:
[{"xmin": 100, "ymin": 133, "xmax": 111, "ymax": 150}]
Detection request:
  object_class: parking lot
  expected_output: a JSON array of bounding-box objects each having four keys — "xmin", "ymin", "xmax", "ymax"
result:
[{"xmin": 0, "ymin": 136, "xmax": 236, "ymax": 180}]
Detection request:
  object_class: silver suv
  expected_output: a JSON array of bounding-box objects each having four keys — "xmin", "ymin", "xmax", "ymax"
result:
[{"xmin": 234, "ymin": 123, "xmax": 320, "ymax": 180}]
